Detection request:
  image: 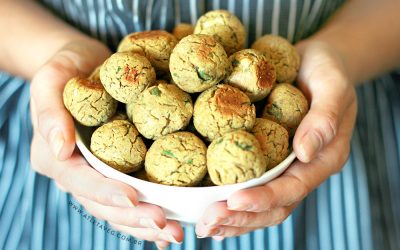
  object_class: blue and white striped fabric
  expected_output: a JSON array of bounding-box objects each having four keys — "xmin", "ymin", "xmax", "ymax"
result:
[{"xmin": 0, "ymin": 0, "xmax": 399, "ymax": 249}]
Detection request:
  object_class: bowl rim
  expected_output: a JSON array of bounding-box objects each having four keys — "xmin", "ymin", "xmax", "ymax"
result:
[{"xmin": 75, "ymin": 123, "xmax": 297, "ymax": 191}]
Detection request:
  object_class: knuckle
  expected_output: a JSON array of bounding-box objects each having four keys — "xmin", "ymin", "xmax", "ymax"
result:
[
  {"xmin": 279, "ymin": 210, "xmax": 291, "ymax": 224},
  {"xmin": 237, "ymin": 212, "xmax": 253, "ymax": 226},
  {"xmin": 261, "ymin": 185, "xmax": 278, "ymax": 210},
  {"xmin": 314, "ymin": 110, "xmax": 338, "ymax": 145},
  {"xmin": 288, "ymin": 173, "xmax": 310, "ymax": 202},
  {"xmin": 91, "ymin": 188, "xmax": 111, "ymax": 205},
  {"xmin": 272, "ymin": 208, "xmax": 290, "ymax": 226}
]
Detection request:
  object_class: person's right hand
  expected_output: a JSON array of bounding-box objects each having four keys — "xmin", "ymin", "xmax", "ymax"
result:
[{"xmin": 29, "ymin": 39, "xmax": 184, "ymax": 248}]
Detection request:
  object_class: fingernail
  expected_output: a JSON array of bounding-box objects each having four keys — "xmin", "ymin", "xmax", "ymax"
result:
[
  {"xmin": 299, "ymin": 132, "xmax": 322, "ymax": 162},
  {"xmin": 139, "ymin": 218, "xmax": 162, "ymax": 230},
  {"xmin": 196, "ymin": 235, "xmax": 207, "ymax": 239},
  {"xmin": 228, "ymin": 203, "xmax": 253, "ymax": 211},
  {"xmin": 160, "ymin": 232, "xmax": 182, "ymax": 244},
  {"xmin": 111, "ymin": 195, "xmax": 135, "ymax": 208},
  {"xmin": 213, "ymin": 236, "xmax": 225, "ymax": 241},
  {"xmin": 50, "ymin": 130, "xmax": 64, "ymax": 159},
  {"xmin": 156, "ymin": 245, "xmax": 166, "ymax": 250}
]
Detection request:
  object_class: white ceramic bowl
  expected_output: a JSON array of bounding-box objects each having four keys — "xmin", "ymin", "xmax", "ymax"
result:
[{"xmin": 75, "ymin": 123, "xmax": 296, "ymax": 224}]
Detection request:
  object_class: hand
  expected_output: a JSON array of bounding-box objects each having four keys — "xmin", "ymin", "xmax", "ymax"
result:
[
  {"xmin": 29, "ymin": 39, "xmax": 184, "ymax": 248},
  {"xmin": 195, "ymin": 41, "xmax": 357, "ymax": 239}
]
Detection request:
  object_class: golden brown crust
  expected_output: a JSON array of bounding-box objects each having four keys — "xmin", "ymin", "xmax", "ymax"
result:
[
  {"xmin": 225, "ymin": 49, "xmax": 276, "ymax": 101},
  {"xmin": 77, "ymin": 78, "xmax": 104, "ymax": 90},
  {"xmin": 100, "ymin": 52, "xmax": 156, "ymax": 104},
  {"xmin": 63, "ymin": 76, "xmax": 117, "ymax": 126},
  {"xmin": 193, "ymin": 84, "xmax": 256, "ymax": 141},
  {"xmin": 172, "ymin": 23, "xmax": 195, "ymax": 40},
  {"xmin": 117, "ymin": 30, "xmax": 178, "ymax": 72},
  {"xmin": 215, "ymin": 85, "xmax": 251, "ymax": 116},
  {"xmin": 256, "ymin": 60, "xmax": 275, "ymax": 89},
  {"xmin": 251, "ymin": 35, "xmax": 300, "ymax": 83}
]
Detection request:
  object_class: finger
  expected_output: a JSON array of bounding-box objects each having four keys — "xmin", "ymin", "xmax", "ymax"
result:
[
  {"xmin": 201, "ymin": 225, "xmax": 256, "ymax": 238},
  {"xmin": 155, "ymin": 241, "xmax": 170, "ymax": 250},
  {"xmin": 197, "ymin": 202, "xmax": 294, "ymax": 229},
  {"xmin": 31, "ymin": 134, "xmax": 139, "ymax": 208},
  {"xmin": 226, "ymin": 173, "xmax": 308, "ymax": 212},
  {"xmin": 74, "ymin": 195, "xmax": 167, "ymax": 229},
  {"xmin": 109, "ymin": 220, "xmax": 184, "ymax": 244},
  {"xmin": 31, "ymin": 44, "xmax": 109, "ymax": 161},
  {"xmin": 226, "ymin": 101, "xmax": 356, "ymax": 214},
  {"xmin": 30, "ymin": 55, "xmax": 81, "ymax": 161},
  {"xmin": 294, "ymin": 46, "xmax": 355, "ymax": 162},
  {"xmin": 58, "ymin": 153, "xmax": 139, "ymax": 207}
]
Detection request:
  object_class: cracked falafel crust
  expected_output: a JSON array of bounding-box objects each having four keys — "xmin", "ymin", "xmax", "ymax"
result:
[
  {"xmin": 252, "ymin": 118, "xmax": 289, "ymax": 170},
  {"xmin": 262, "ymin": 83, "xmax": 308, "ymax": 136},
  {"xmin": 169, "ymin": 34, "xmax": 231, "ymax": 93},
  {"xmin": 63, "ymin": 76, "xmax": 117, "ymax": 126},
  {"xmin": 117, "ymin": 30, "xmax": 178, "ymax": 72},
  {"xmin": 207, "ymin": 130, "xmax": 266, "ymax": 185},
  {"xmin": 145, "ymin": 131, "xmax": 207, "ymax": 186},
  {"xmin": 90, "ymin": 120, "xmax": 147, "ymax": 173},
  {"xmin": 194, "ymin": 10, "xmax": 246, "ymax": 55},
  {"xmin": 193, "ymin": 84, "xmax": 256, "ymax": 141},
  {"xmin": 226, "ymin": 49, "xmax": 276, "ymax": 102},
  {"xmin": 100, "ymin": 52, "xmax": 156, "ymax": 104},
  {"xmin": 127, "ymin": 83, "xmax": 193, "ymax": 140}
]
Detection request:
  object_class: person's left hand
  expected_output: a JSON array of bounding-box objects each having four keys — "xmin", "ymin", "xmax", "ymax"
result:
[{"xmin": 195, "ymin": 40, "xmax": 357, "ymax": 240}]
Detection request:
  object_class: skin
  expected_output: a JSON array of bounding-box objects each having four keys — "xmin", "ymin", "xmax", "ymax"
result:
[
  {"xmin": 0, "ymin": 0, "xmax": 183, "ymax": 246},
  {"xmin": 1, "ymin": 0, "xmax": 400, "ymax": 248}
]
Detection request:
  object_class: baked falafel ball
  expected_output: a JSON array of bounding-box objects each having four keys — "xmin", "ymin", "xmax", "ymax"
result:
[
  {"xmin": 193, "ymin": 84, "xmax": 256, "ymax": 141},
  {"xmin": 172, "ymin": 23, "xmax": 195, "ymax": 40},
  {"xmin": 207, "ymin": 130, "xmax": 266, "ymax": 185},
  {"xmin": 127, "ymin": 83, "xmax": 193, "ymax": 140},
  {"xmin": 88, "ymin": 65, "xmax": 101, "ymax": 81},
  {"xmin": 226, "ymin": 49, "xmax": 276, "ymax": 102},
  {"xmin": 108, "ymin": 111, "xmax": 129, "ymax": 122},
  {"xmin": 252, "ymin": 118, "xmax": 289, "ymax": 170},
  {"xmin": 100, "ymin": 52, "xmax": 156, "ymax": 104},
  {"xmin": 194, "ymin": 10, "xmax": 246, "ymax": 55},
  {"xmin": 262, "ymin": 83, "xmax": 308, "ymax": 136},
  {"xmin": 63, "ymin": 76, "xmax": 117, "ymax": 126},
  {"xmin": 251, "ymin": 35, "xmax": 300, "ymax": 83},
  {"xmin": 117, "ymin": 30, "xmax": 178, "ymax": 72},
  {"xmin": 145, "ymin": 132, "xmax": 207, "ymax": 186},
  {"xmin": 169, "ymin": 34, "xmax": 231, "ymax": 93},
  {"xmin": 90, "ymin": 120, "xmax": 147, "ymax": 173}
]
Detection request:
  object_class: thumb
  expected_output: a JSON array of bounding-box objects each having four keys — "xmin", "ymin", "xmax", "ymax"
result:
[
  {"xmin": 292, "ymin": 66, "xmax": 354, "ymax": 163},
  {"xmin": 30, "ymin": 54, "xmax": 81, "ymax": 161},
  {"xmin": 31, "ymin": 40, "xmax": 111, "ymax": 161},
  {"xmin": 293, "ymin": 102, "xmax": 340, "ymax": 163}
]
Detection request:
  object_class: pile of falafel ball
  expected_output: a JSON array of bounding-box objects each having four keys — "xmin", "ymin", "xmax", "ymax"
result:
[{"xmin": 63, "ymin": 10, "xmax": 309, "ymax": 187}]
